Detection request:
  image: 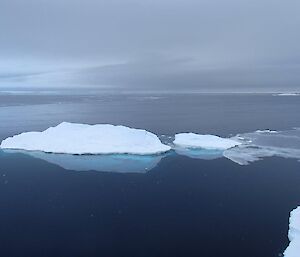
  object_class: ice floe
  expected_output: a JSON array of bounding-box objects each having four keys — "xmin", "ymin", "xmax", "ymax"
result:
[
  {"xmin": 284, "ymin": 206, "xmax": 300, "ymax": 257},
  {"xmin": 173, "ymin": 133, "xmax": 241, "ymax": 150},
  {"xmin": 173, "ymin": 129, "xmax": 300, "ymax": 164},
  {"xmin": 0, "ymin": 122, "xmax": 171, "ymax": 155},
  {"xmin": 224, "ymin": 129, "xmax": 300, "ymax": 165}
]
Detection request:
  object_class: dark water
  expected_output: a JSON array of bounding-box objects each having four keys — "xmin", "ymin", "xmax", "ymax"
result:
[{"xmin": 0, "ymin": 93, "xmax": 300, "ymax": 257}]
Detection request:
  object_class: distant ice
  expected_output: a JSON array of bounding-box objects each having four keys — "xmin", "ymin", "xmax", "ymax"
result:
[
  {"xmin": 274, "ymin": 93, "xmax": 300, "ymax": 96},
  {"xmin": 224, "ymin": 129, "xmax": 300, "ymax": 165},
  {"xmin": 174, "ymin": 133, "xmax": 241, "ymax": 150},
  {"xmin": 131, "ymin": 96, "xmax": 165, "ymax": 101},
  {"xmin": 0, "ymin": 122, "xmax": 171, "ymax": 155},
  {"xmin": 255, "ymin": 129, "xmax": 278, "ymax": 134},
  {"xmin": 284, "ymin": 206, "xmax": 300, "ymax": 257}
]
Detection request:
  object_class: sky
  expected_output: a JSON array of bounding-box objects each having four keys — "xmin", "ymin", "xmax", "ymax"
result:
[{"xmin": 1, "ymin": 0, "xmax": 300, "ymax": 92}]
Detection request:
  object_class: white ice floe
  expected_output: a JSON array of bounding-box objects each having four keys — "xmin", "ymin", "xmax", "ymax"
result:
[
  {"xmin": 284, "ymin": 206, "xmax": 300, "ymax": 257},
  {"xmin": 0, "ymin": 122, "xmax": 171, "ymax": 155},
  {"xmin": 173, "ymin": 133, "xmax": 241, "ymax": 150},
  {"xmin": 224, "ymin": 129, "xmax": 300, "ymax": 165}
]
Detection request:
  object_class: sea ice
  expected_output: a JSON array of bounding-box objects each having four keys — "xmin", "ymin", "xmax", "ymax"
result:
[
  {"xmin": 255, "ymin": 129, "xmax": 278, "ymax": 134},
  {"xmin": 174, "ymin": 147, "xmax": 223, "ymax": 160},
  {"xmin": 173, "ymin": 133, "xmax": 241, "ymax": 150},
  {"xmin": 284, "ymin": 206, "xmax": 300, "ymax": 257},
  {"xmin": 224, "ymin": 129, "xmax": 300, "ymax": 165},
  {"xmin": 0, "ymin": 122, "xmax": 171, "ymax": 155}
]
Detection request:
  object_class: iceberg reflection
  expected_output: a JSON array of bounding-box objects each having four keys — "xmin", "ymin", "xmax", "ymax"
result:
[
  {"xmin": 3, "ymin": 150, "xmax": 165, "ymax": 173},
  {"xmin": 175, "ymin": 147, "xmax": 223, "ymax": 160}
]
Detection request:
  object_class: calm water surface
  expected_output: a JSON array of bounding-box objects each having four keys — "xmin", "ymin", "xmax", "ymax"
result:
[{"xmin": 0, "ymin": 93, "xmax": 299, "ymax": 257}]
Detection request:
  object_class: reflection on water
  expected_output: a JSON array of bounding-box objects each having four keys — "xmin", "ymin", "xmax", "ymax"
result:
[
  {"xmin": 174, "ymin": 147, "xmax": 223, "ymax": 160},
  {"xmin": 2, "ymin": 150, "xmax": 167, "ymax": 173},
  {"xmin": 3, "ymin": 128, "xmax": 300, "ymax": 172}
]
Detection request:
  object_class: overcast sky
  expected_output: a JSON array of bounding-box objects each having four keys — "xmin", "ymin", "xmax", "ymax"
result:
[{"xmin": 1, "ymin": 0, "xmax": 300, "ymax": 92}]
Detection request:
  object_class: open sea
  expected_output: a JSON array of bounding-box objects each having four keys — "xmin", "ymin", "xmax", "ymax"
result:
[{"xmin": 0, "ymin": 92, "xmax": 299, "ymax": 257}]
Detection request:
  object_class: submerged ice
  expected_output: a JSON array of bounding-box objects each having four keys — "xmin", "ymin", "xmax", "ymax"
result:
[
  {"xmin": 174, "ymin": 147, "xmax": 223, "ymax": 160},
  {"xmin": 284, "ymin": 206, "xmax": 300, "ymax": 257},
  {"xmin": 0, "ymin": 122, "xmax": 171, "ymax": 155},
  {"xmin": 224, "ymin": 129, "xmax": 300, "ymax": 165}
]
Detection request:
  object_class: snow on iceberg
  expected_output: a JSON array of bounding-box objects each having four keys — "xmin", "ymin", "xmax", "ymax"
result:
[
  {"xmin": 224, "ymin": 129, "xmax": 300, "ymax": 165},
  {"xmin": 284, "ymin": 206, "xmax": 300, "ymax": 257},
  {"xmin": 0, "ymin": 122, "xmax": 171, "ymax": 155},
  {"xmin": 173, "ymin": 133, "xmax": 241, "ymax": 150}
]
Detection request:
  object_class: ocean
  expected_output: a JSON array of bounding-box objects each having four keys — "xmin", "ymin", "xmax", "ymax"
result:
[{"xmin": 0, "ymin": 92, "xmax": 299, "ymax": 257}]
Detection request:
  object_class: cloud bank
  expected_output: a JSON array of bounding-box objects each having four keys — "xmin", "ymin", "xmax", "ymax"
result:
[{"xmin": 1, "ymin": 0, "xmax": 300, "ymax": 92}]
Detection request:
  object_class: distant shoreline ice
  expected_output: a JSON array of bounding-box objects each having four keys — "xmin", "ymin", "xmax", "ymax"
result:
[
  {"xmin": 273, "ymin": 93, "xmax": 300, "ymax": 96},
  {"xmin": 284, "ymin": 206, "xmax": 300, "ymax": 257},
  {"xmin": 1, "ymin": 123, "xmax": 300, "ymax": 165}
]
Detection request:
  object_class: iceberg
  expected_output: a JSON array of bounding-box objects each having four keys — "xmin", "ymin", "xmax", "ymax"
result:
[
  {"xmin": 173, "ymin": 133, "xmax": 241, "ymax": 150},
  {"xmin": 284, "ymin": 206, "xmax": 300, "ymax": 257},
  {"xmin": 0, "ymin": 122, "xmax": 171, "ymax": 155}
]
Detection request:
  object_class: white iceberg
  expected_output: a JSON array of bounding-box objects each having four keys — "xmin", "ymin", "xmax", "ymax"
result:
[
  {"xmin": 284, "ymin": 206, "xmax": 300, "ymax": 257},
  {"xmin": 0, "ymin": 122, "xmax": 171, "ymax": 155},
  {"xmin": 173, "ymin": 133, "xmax": 241, "ymax": 150}
]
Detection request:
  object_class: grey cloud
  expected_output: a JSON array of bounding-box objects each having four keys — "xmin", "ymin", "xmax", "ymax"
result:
[{"xmin": 1, "ymin": 0, "xmax": 300, "ymax": 92}]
